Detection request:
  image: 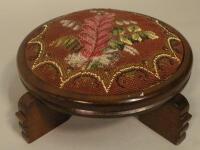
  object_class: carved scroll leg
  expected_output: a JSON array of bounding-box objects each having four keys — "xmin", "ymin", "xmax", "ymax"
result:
[
  {"xmin": 138, "ymin": 94, "xmax": 192, "ymax": 145},
  {"xmin": 16, "ymin": 92, "xmax": 71, "ymax": 143}
]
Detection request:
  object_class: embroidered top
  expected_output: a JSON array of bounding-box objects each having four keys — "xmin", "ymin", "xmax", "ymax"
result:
[{"xmin": 24, "ymin": 9, "xmax": 184, "ymax": 96}]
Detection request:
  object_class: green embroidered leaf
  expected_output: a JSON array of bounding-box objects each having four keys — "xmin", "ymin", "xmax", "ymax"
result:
[
  {"xmin": 89, "ymin": 61, "xmax": 102, "ymax": 69},
  {"xmin": 50, "ymin": 36, "xmax": 81, "ymax": 52},
  {"xmin": 127, "ymin": 25, "xmax": 142, "ymax": 33},
  {"xmin": 143, "ymin": 31, "xmax": 159, "ymax": 40},
  {"xmin": 138, "ymin": 31, "xmax": 149, "ymax": 40},
  {"xmin": 112, "ymin": 27, "xmax": 124, "ymax": 36},
  {"xmin": 108, "ymin": 40, "xmax": 124, "ymax": 50},
  {"xmin": 120, "ymin": 35, "xmax": 132, "ymax": 45},
  {"xmin": 131, "ymin": 31, "xmax": 158, "ymax": 42},
  {"xmin": 131, "ymin": 33, "xmax": 143, "ymax": 42},
  {"xmin": 65, "ymin": 37, "xmax": 82, "ymax": 52}
]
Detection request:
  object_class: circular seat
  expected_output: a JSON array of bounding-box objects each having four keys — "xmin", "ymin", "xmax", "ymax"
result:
[{"xmin": 17, "ymin": 9, "xmax": 192, "ymax": 117}]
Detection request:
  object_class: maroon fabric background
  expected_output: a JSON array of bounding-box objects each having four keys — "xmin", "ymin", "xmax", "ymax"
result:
[{"xmin": 24, "ymin": 9, "xmax": 184, "ymax": 96}]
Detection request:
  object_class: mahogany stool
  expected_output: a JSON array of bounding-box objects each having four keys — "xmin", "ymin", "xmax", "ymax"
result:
[{"xmin": 16, "ymin": 9, "xmax": 193, "ymax": 145}]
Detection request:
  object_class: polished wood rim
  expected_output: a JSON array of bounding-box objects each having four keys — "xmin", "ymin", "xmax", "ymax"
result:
[{"xmin": 17, "ymin": 12, "xmax": 193, "ymax": 116}]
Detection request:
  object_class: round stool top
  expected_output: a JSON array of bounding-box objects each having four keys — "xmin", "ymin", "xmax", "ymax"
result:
[{"xmin": 18, "ymin": 9, "xmax": 192, "ymax": 116}]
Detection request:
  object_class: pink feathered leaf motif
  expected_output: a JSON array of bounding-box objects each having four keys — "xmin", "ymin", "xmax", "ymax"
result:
[{"xmin": 79, "ymin": 13, "xmax": 115, "ymax": 58}]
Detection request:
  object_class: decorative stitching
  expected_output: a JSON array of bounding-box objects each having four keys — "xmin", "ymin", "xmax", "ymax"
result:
[
  {"xmin": 28, "ymin": 24, "xmax": 48, "ymax": 69},
  {"xmin": 155, "ymin": 20, "xmax": 181, "ymax": 63},
  {"xmin": 28, "ymin": 17, "xmax": 182, "ymax": 93}
]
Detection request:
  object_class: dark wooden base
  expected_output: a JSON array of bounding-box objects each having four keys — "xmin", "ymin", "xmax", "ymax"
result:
[
  {"xmin": 138, "ymin": 94, "xmax": 191, "ymax": 145},
  {"xmin": 16, "ymin": 93, "xmax": 191, "ymax": 145},
  {"xmin": 16, "ymin": 92, "xmax": 71, "ymax": 143}
]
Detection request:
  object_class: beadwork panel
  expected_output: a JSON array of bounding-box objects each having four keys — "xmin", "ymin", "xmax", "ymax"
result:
[{"xmin": 25, "ymin": 9, "xmax": 184, "ymax": 95}]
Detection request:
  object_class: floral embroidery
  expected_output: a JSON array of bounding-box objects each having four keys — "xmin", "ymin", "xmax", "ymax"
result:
[
  {"xmin": 53, "ymin": 12, "xmax": 159, "ymax": 70},
  {"xmin": 27, "ymin": 9, "xmax": 183, "ymax": 94}
]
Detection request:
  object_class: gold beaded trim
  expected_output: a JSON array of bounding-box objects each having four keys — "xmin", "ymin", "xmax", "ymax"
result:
[
  {"xmin": 29, "ymin": 20, "xmax": 182, "ymax": 93},
  {"xmin": 28, "ymin": 24, "xmax": 48, "ymax": 69}
]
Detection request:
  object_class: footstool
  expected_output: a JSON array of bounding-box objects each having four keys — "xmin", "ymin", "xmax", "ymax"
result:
[{"xmin": 16, "ymin": 9, "xmax": 193, "ymax": 145}]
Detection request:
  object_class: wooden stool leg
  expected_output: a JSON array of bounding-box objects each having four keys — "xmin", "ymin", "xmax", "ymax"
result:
[
  {"xmin": 16, "ymin": 92, "xmax": 71, "ymax": 143},
  {"xmin": 138, "ymin": 94, "xmax": 192, "ymax": 145}
]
